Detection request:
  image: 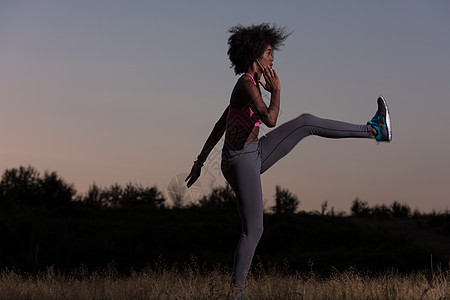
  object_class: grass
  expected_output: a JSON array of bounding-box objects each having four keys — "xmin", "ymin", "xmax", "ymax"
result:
[{"xmin": 0, "ymin": 264, "xmax": 447, "ymax": 300}]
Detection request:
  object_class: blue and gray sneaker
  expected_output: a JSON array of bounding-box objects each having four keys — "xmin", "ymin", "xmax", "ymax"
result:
[{"xmin": 367, "ymin": 96, "xmax": 392, "ymax": 142}]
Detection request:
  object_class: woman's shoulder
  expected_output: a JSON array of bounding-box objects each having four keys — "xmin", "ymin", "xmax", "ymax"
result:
[
  {"xmin": 234, "ymin": 74, "xmax": 258, "ymax": 94},
  {"xmin": 240, "ymin": 73, "xmax": 257, "ymax": 85}
]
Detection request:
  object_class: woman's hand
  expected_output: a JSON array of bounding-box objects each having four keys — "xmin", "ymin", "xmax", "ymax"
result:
[
  {"xmin": 259, "ymin": 66, "xmax": 280, "ymax": 93},
  {"xmin": 185, "ymin": 163, "xmax": 202, "ymax": 188}
]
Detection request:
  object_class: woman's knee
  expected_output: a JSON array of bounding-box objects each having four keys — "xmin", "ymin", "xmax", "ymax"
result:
[
  {"xmin": 293, "ymin": 113, "xmax": 321, "ymax": 128},
  {"xmin": 297, "ymin": 113, "xmax": 315, "ymax": 122},
  {"xmin": 248, "ymin": 223, "xmax": 264, "ymax": 241}
]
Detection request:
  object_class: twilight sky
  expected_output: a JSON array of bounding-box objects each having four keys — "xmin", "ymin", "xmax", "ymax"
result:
[{"xmin": 1, "ymin": 0, "xmax": 449, "ymax": 213}]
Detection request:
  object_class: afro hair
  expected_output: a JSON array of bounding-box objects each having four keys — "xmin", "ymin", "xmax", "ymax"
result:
[{"xmin": 227, "ymin": 23, "xmax": 291, "ymax": 75}]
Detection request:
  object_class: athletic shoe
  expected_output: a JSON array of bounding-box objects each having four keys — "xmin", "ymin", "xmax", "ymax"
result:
[
  {"xmin": 367, "ymin": 96, "xmax": 392, "ymax": 142},
  {"xmin": 234, "ymin": 291, "xmax": 245, "ymax": 300}
]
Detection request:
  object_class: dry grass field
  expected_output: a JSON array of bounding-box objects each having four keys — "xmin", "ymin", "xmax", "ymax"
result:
[{"xmin": 0, "ymin": 265, "xmax": 447, "ymax": 300}]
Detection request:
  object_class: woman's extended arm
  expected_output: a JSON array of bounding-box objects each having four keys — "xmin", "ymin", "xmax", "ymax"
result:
[{"xmin": 185, "ymin": 106, "xmax": 229, "ymax": 188}]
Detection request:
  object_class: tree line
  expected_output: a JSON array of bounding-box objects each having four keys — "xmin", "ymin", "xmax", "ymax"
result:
[{"xmin": 0, "ymin": 165, "xmax": 446, "ymax": 218}]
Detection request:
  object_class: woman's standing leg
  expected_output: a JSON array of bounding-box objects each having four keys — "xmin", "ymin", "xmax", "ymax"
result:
[{"xmin": 222, "ymin": 145, "xmax": 264, "ymax": 291}]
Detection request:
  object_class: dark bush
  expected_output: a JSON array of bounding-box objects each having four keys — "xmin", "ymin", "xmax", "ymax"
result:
[
  {"xmin": 198, "ymin": 184, "xmax": 236, "ymax": 208},
  {"xmin": 271, "ymin": 185, "xmax": 300, "ymax": 214},
  {"xmin": 81, "ymin": 182, "xmax": 165, "ymax": 209},
  {"xmin": 0, "ymin": 166, "xmax": 75, "ymax": 208},
  {"xmin": 350, "ymin": 198, "xmax": 370, "ymax": 216}
]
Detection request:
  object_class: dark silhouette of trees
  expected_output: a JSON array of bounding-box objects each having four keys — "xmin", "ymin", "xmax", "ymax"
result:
[
  {"xmin": 0, "ymin": 166, "xmax": 39, "ymax": 207},
  {"xmin": 83, "ymin": 183, "xmax": 102, "ymax": 207},
  {"xmin": 0, "ymin": 165, "xmax": 422, "ymax": 218},
  {"xmin": 351, "ymin": 198, "xmax": 412, "ymax": 218},
  {"xmin": 351, "ymin": 198, "xmax": 371, "ymax": 216},
  {"xmin": 0, "ymin": 166, "xmax": 165, "ymax": 209},
  {"xmin": 40, "ymin": 171, "xmax": 75, "ymax": 207},
  {"xmin": 391, "ymin": 201, "xmax": 411, "ymax": 218},
  {"xmin": 81, "ymin": 182, "xmax": 165, "ymax": 209},
  {"xmin": 271, "ymin": 185, "xmax": 299, "ymax": 214},
  {"xmin": 199, "ymin": 184, "xmax": 236, "ymax": 208},
  {"xmin": 370, "ymin": 203, "xmax": 392, "ymax": 218},
  {"xmin": 123, "ymin": 183, "xmax": 166, "ymax": 209},
  {"xmin": 0, "ymin": 166, "xmax": 75, "ymax": 208}
]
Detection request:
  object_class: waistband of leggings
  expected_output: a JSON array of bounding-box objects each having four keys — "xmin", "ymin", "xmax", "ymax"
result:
[{"xmin": 222, "ymin": 141, "xmax": 259, "ymax": 157}]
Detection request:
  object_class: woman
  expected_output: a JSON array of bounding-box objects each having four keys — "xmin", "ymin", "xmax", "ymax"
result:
[{"xmin": 185, "ymin": 23, "xmax": 391, "ymax": 296}]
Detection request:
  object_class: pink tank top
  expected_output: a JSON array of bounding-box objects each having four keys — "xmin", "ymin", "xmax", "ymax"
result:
[{"xmin": 226, "ymin": 73, "xmax": 263, "ymax": 127}]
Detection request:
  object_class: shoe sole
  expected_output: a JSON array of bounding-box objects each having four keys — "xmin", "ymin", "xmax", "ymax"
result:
[{"xmin": 379, "ymin": 95, "xmax": 392, "ymax": 142}]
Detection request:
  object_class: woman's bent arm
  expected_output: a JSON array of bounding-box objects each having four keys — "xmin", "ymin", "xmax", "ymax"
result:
[{"xmin": 250, "ymin": 67, "xmax": 281, "ymax": 128}]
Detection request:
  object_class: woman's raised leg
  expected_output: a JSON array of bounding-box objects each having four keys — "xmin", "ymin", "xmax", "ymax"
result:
[{"xmin": 259, "ymin": 113, "xmax": 373, "ymax": 173}]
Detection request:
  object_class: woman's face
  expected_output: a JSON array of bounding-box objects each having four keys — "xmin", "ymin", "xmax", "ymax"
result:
[{"xmin": 258, "ymin": 45, "xmax": 274, "ymax": 68}]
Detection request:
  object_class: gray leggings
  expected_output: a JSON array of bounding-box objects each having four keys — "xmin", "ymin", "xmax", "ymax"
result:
[{"xmin": 221, "ymin": 113, "xmax": 372, "ymax": 290}]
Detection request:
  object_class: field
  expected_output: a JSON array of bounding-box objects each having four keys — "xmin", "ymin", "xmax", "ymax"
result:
[
  {"xmin": 0, "ymin": 265, "xmax": 448, "ymax": 300},
  {"xmin": 1, "ymin": 205, "xmax": 449, "ymax": 299}
]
